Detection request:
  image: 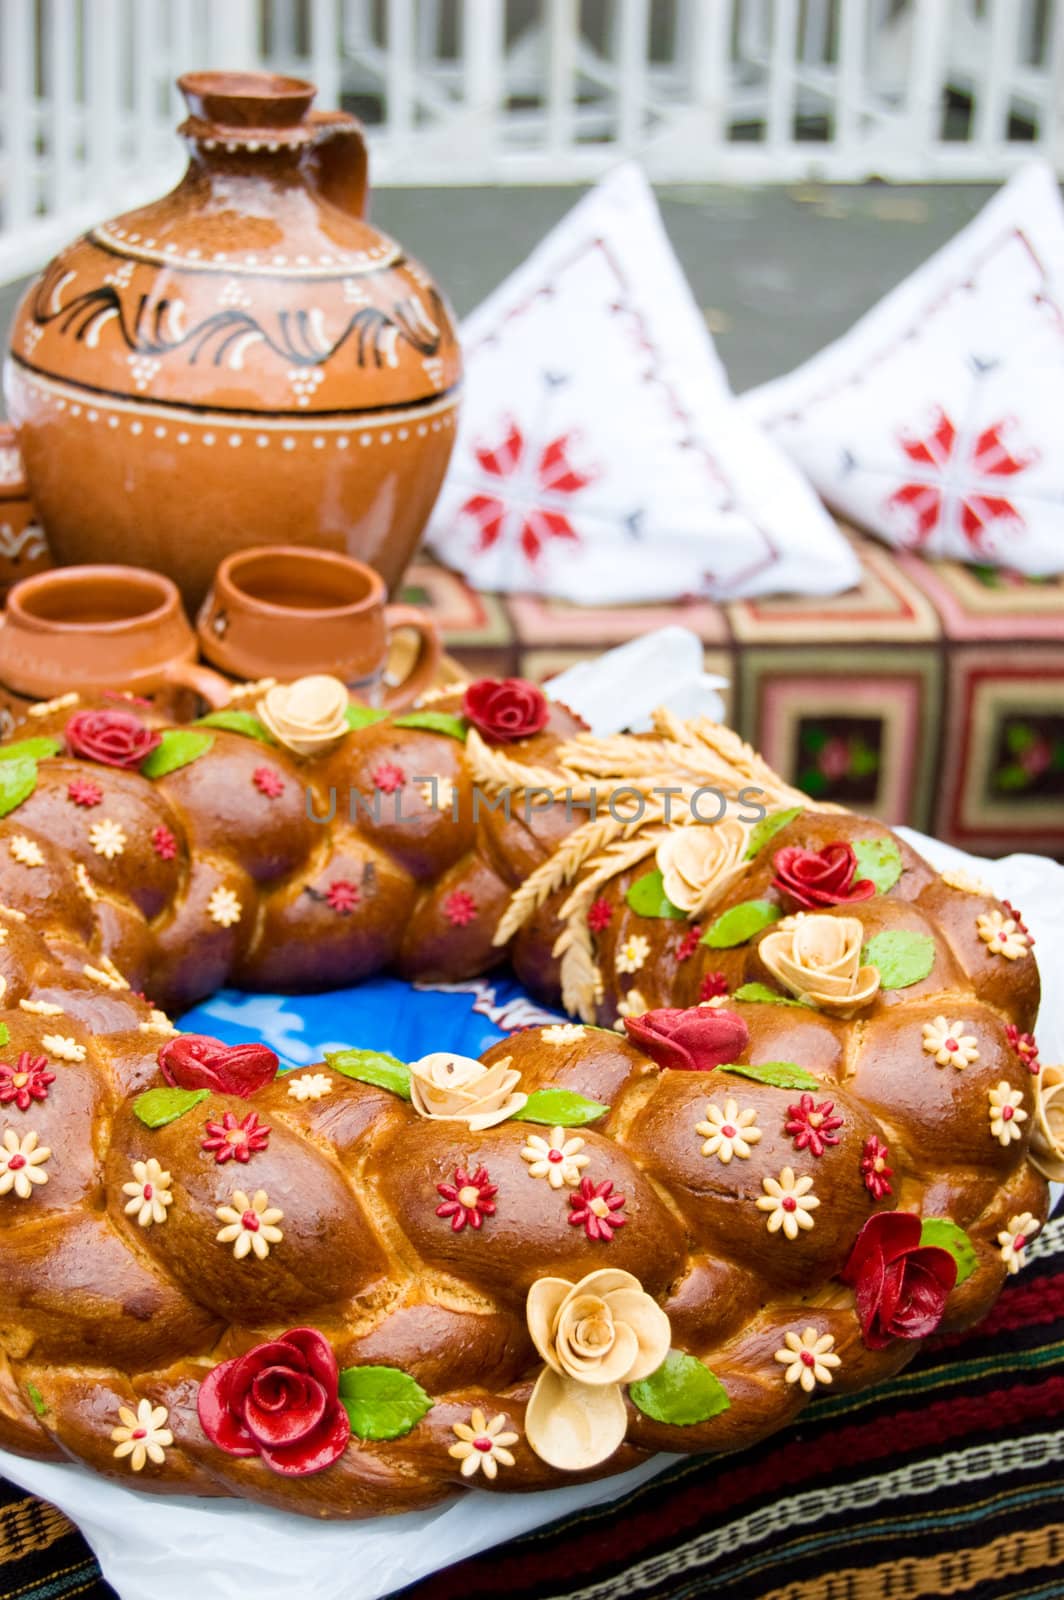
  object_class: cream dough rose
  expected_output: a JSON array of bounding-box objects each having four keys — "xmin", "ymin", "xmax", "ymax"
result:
[
  {"xmin": 524, "ymin": 1268, "xmax": 671, "ymax": 1470},
  {"xmin": 256, "ymin": 675, "xmax": 350, "ymax": 757},
  {"xmin": 408, "ymin": 1052, "xmax": 527, "ymax": 1130},
  {"xmin": 1031, "ymin": 1064, "xmax": 1064, "ymax": 1181},
  {"xmin": 759, "ymin": 913, "xmax": 881, "ymax": 1016},
  {"xmin": 655, "ymin": 819, "xmax": 747, "ymax": 917}
]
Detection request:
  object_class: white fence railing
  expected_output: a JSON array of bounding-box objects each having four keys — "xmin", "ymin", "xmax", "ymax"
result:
[{"xmin": 2, "ymin": 0, "xmax": 1063, "ymax": 283}]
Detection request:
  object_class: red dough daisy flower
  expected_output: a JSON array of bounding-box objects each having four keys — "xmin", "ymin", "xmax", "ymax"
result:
[
  {"xmin": 444, "ymin": 890, "xmax": 477, "ymax": 928},
  {"xmin": 201, "ymin": 1111, "xmax": 271, "ymax": 1166},
  {"xmin": 436, "ymin": 1166, "xmax": 497, "ymax": 1232},
  {"xmin": 568, "ymin": 1177, "xmax": 627, "ymax": 1242}
]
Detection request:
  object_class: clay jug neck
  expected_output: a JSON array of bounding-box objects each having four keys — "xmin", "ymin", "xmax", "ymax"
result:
[{"xmin": 176, "ymin": 70, "xmax": 367, "ymax": 219}]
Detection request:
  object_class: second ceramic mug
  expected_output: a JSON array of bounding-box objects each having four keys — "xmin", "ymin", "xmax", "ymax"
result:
[
  {"xmin": 0, "ymin": 564, "xmax": 231, "ymax": 709},
  {"xmin": 197, "ymin": 546, "xmax": 441, "ymax": 707}
]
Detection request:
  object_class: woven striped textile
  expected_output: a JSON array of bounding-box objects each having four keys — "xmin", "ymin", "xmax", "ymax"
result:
[{"xmin": 3, "ymin": 1205, "xmax": 1061, "ymax": 1600}]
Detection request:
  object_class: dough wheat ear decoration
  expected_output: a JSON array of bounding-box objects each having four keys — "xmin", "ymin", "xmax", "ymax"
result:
[{"xmin": 0, "ymin": 673, "xmax": 1045, "ymax": 1517}]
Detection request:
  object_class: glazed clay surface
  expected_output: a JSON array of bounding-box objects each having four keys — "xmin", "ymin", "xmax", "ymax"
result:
[
  {"xmin": 4, "ymin": 72, "xmax": 461, "ymax": 607},
  {"xmin": 0, "ymin": 426, "xmax": 49, "ymax": 600}
]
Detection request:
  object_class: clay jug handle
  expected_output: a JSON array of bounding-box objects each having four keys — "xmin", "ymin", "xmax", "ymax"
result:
[
  {"xmin": 381, "ymin": 606, "xmax": 442, "ymax": 711},
  {"xmin": 163, "ymin": 660, "xmax": 233, "ymax": 711},
  {"xmin": 307, "ymin": 112, "xmax": 369, "ymax": 219}
]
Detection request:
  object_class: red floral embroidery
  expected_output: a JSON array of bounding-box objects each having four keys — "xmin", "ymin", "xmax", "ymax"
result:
[
  {"xmin": 151, "ymin": 824, "xmax": 178, "ymax": 861},
  {"xmin": 676, "ymin": 925, "xmax": 702, "ymax": 961},
  {"xmin": 201, "ymin": 1110, "xmax": 271, "ymax": 1165},
  {"xmin": 443, "ymin": 890, "xmax": 477, "ymax": 928},
  {"xmin": 459, "ymin": 417, "xmax": 597, "ymax": 564},
  {"xmin": 371, "ymin": 762, "xmax": 406, "ymax": 794},
  {"xmin": 436, "ymin": 1165, "xmax": 497, "ymax": 1232},
  {"xmin": 785, "ymin": 1094, "xmax": 843, "ymax": 1157},
  {"xmin": 325, "ymin": 880, "xmax": 360, "ymax": 915},
  {"xmin": 861, "ymin": 1135, "xmax": 894, "ymax": 1200},
  {"xmin": 67, "ymin": 777, "xmax": 103, "ymax": 808},
  {"xmin": 1005, "ymin": 1024, "xmax": 1039, "ymax": 1074},
  {"xmin": 699, "ymin": 971, "xmax": 729, "ymax": 1002},
  {"xmin": 568, "ymin": 1177, "xmax": 627, "ymax": 1242},
  {"xmin": 0, "ymin": 1052, "xmax": 55, "ymax": 1111},
  {"xmin": 887, "ymin": 409, "xmax": 1038, "ymax": 556},
  {"xmin": 588, "ymin": 898, "xmax": 613, "ymax": 935},
  {"xmin": 253, "ymin": 766, "xmax": 285, "ymax": 799}
]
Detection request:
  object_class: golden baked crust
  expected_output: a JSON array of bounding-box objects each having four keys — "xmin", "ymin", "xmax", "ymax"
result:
[{"xmin": 0, "ymin": 684, "xmax": 1047, "ymax": 1515}]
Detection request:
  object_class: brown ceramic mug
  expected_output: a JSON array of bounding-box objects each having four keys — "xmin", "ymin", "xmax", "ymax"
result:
[
  {"xmin": 0, "ymin": 565, "xmax": 231, "ymax": 710},
  {"xmin": 196, "ymin": 545, "xmax": 441, "ymax": 707}
]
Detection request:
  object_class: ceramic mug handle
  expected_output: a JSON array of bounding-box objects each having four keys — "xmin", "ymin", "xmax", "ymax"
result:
[
  {"xmin": 381, "ymin": 606, "xmax": 442, "ymax": 711},
  {"xmin": 163, "ymin": 660, "xmax": 234, "ymax": 710}
]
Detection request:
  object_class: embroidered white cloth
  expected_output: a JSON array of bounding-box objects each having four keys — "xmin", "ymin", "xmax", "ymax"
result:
[
  {"xmin": 743, "ymin": 162, "xmax": 1064, "ymax": 575},
  {"xmin": 426, "ymin": 164, "xmax": 860, "ymax": 603}
]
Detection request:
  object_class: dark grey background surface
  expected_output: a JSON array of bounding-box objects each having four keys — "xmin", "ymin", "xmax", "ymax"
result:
[{"xmin": 0, "ymin": 182, "xmax": 997, "ymax": 405}]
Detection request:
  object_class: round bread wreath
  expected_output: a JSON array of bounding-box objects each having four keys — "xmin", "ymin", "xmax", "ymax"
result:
[{"xmin": 0, "ymin": 677, "xmax": 1051, "ymax": 1516}]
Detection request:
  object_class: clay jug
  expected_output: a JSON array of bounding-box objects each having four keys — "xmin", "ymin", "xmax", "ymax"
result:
[{"xmin": 3, "ymin": 70, "xmax": 461, "ymax": 610}]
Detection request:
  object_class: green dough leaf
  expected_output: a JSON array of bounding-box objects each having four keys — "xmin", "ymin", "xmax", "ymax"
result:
[
  {"xmin": 732, "ymin": 982, "xmax": 811, "ymax": 1009},
  {"xmin": 0, "ymin": 737, "xmax": 62, "ymax": 762},
  {"xmin": 0, "ymin": 754, "xmax": 38, "ymax": 818},
  {"xmin": 391, "ymin": 710, "xmax": 469, "ymax": 741},
  {"xmin": 512, "ymin": 1088, "xmax": 610, "ymax": 1127},
  {"xmin": 0, "ymin": 1024, "xmax": 9, "ymax": 1047},
  {"xmin": 344, "ymin": 704, "xmax": 390, "ymax": 731},
  {"xmin": 140, "ymin": 730, "xmax": 214, "ymax": 779},
  {"xmin": 26, "ymin": 1382, "xmax": 47, "ymax": 1418},
  {"xmin": 338, "ymin": 1365, "xmax": 433, "ymax": 1440},
  {"xmin": 701, "ymin": 899, "xmax": 781, "ymax": 949},
  {"xmin": 721, "ymin": 1060, "xmax": 821, "ymax": 1090},
  {"xmin": 919, "ymin": 1218, "xmax": 977, "ymax": 1285},
  {"xmin": 853, "ymin": 837, "xmax": 903, "ymax": 895},
  {"xmin": 325, "ymin": 1047, "xmax": 411, "ymax": 1098},
  {"xmin": 629, "ymin": 1350, "xmax": 731, "ymax": 1426},
  {"xmin": 194, "ymin": 710, "xmax": 277, "ymax": 745},
  {"xmin": 743, "ymin": 806, "xmax": 803, "ymax": 860},
  {"xmin": 133, "ymin": 1086, "xmax": 209, "ymax": 1128},
  {"xmin": 861, "ymin": 929, "xmax": 935, "ymax": 989},
  {"xmin": 625, "ymin": 868, "xmax": 687, "ymax": 921}
]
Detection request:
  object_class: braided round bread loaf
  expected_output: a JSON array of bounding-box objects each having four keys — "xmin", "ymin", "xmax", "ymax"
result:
[{"xmin": 0, "ymin": 675, "xmax": 1050, "ymax": 1516}]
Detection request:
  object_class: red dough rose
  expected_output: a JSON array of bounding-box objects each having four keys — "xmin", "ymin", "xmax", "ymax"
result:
[
  {"xmin": 840, "ymin": 1211, "xmax": 957, "ymax": 1349},
  {"xmin": 197, "ymin": 1327, "xmax": 350, "ymax": 1476},
  {"xmin": 624, "ymin": 1005, "xmax": 749, "ymax": 1073},
  {"xmin": 772, "ymin": 842, "xmax": 876, "ymax": 910},
  {"xmin": 65, "ymin": 709, "xmax": 162, "ymax": 769},
  {"xmin": 158, "ymin": 1034, "xmax": 278, "ymax": 1097},
  {"xmin": 462, "ymin": 677, "xmax": 549, "ymax": 744}
]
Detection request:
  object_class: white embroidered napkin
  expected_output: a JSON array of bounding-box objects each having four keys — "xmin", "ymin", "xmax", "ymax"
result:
[
  {"xmin": 744, "ymin": 162, "xmax": 1064, "ymax": 575},
  {"xmin": 427, "ymin": 163, "xmax": 860, "ymax": 603}
]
